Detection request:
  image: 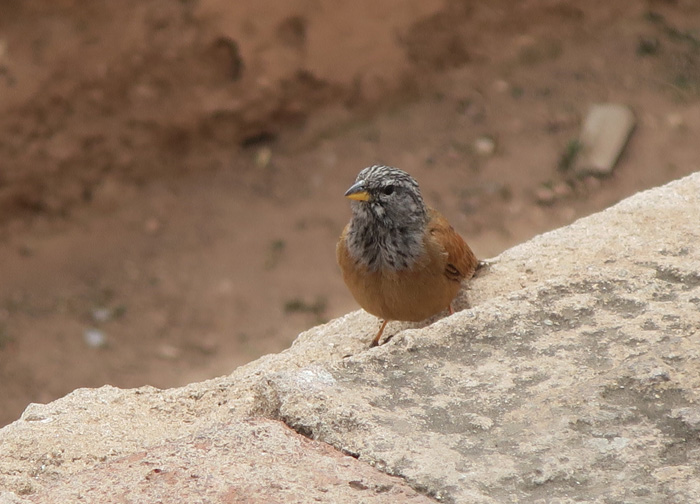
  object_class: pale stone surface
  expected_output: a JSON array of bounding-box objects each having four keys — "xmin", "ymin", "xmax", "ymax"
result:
[
  {"xmin": 14, "ymin": 418, "xmax": 434, "ymax": 504},
  {"xmin": 1, "ymin": 172, "xmax": 699, "ymax": 502}
]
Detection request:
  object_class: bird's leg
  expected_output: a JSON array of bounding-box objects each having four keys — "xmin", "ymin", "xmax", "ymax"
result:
[
  {"xmin": 449, "ymin": 303, "xmax": 455, "ymax": 315},
  {"xmin": 370, "ymin": 320, "xmax": 388, "ymax": 347}
]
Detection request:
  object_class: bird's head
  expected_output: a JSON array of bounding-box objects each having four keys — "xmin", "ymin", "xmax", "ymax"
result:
[{"xmin": 344, "ymin": 165, "xmax": 427, "ymax": 229}]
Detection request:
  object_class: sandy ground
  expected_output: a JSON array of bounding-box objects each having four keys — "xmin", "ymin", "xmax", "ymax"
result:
[{"xmin": 1, "ymin": 0, "xmax": 699, "ymax": 426}]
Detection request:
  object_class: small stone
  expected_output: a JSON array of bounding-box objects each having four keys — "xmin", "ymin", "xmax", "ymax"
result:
[
  {"xmin": 157, "ymin": 344, "xmax": 181, "ymax": 360},
  {"xmin": 573, "ymin": 103, "xmax": 636, "ymax": 177},
  {"xmin": 473, "ymin": 136, "xmax": 496, "ymax": 156},
  {"xmin": 534, "ymin": 185, "xmax": 556, "ymax": 205},
  {"xmin": 552, "ymin": 181, "xmax": 572, "ymax": 198},
  {"xmin": 83, "ymin": 329, "xmax": 107, "ymax": 348},
  {"xmin": 92, "ymin": 308, "xmax": 112, "ymax": 323},
  {"xmin": 193, "ymin": 335, "xmax": 219, "ymax": 355},
  {"xmin": 255, "ymin": 147, "xmax": 272, "ymax": 168}
]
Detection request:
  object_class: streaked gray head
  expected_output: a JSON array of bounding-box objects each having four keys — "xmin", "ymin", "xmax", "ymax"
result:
[{"xmin": 343, "ymin": 165, "xmax": 428, "ymax": 272}]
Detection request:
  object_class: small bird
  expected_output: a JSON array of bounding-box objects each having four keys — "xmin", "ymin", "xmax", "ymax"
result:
[{"xmin": 337, "ymin": 165, "xmax": 478, "ymax": 346}]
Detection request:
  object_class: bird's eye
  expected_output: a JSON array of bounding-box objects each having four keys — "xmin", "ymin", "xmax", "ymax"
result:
[{"xmin": 382, "ymin": 185, "xmax": 395, "ymax": 196}]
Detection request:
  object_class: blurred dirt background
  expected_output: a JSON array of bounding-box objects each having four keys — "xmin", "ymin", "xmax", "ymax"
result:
[{"xmin": 1, "ymin": 0, "xmax": 699, "ymax": 427}]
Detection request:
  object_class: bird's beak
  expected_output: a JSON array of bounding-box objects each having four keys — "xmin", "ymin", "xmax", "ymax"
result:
[{"xmin": 344, "ymin": 181, "xmax": 370, "ymax": 202}]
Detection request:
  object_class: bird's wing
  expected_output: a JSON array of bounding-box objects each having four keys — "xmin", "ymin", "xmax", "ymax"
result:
[{"xmin": 427, "ymin": 207, "xmax": 478, "ymax": 282}]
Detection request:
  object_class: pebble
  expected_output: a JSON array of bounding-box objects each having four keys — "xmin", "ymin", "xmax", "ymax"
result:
[
  {"xmin": 83, "ymin": 329, "xmax": 107, "ymax": 348},
  {"xmin": 255, "ymin": 146, "xmax": 272, "ymax": 168},
  {"xmin": 92, "ymin": 308, "xmax": 112, "ymax": 323},
  {"xmin": 552, "ymin": 181, "xmax": 572, "ymax": 198},
  {"xmin": 157, "ymin": 344, "xmax": 181, "ymax": 360},
  {"xmin": 534, "ymin": 185, "xmax": 556, "ymax": 206},
  {"xmin": 473, "ymin": 136, "xmax": 496, "ymax": 156},
  {"xmin": 535, "ymin": 181, "xmax": 573, "ymax": 206},
  {"xmin": 573, "ymin": 103, "xmax": 636, "ymax": 176}
]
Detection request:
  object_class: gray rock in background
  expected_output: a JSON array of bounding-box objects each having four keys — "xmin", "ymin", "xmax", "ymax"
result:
[
  {"xmin": 573, "ymin": 103, "xmax": 636, "ymax": 176},
  {"xmin": 0, "ymin": 172, "xmax": 699, "ymax": 503}
]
